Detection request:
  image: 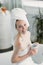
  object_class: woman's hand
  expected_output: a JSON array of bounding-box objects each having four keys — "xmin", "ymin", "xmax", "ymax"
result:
[{"xmin": 27, "ymin": 47, "xmax": 38, "ymax": 56}]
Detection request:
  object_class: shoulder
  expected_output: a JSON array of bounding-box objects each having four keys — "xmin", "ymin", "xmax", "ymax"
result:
[{"xmin": 14, "ymin": 34, "xmax": 21, "ymax": 48}]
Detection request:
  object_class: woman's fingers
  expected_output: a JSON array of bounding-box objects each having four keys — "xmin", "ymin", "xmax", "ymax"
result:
[
  {"xmin": 27, "ymin": 48, "xmax": 38, "ymax": 56},
  {"xmin": 31, "ymin": 49, "xmax": 38, "ymax": 55},
  {"xmin": 29, "ymin": 49, "xmax": 38, "ymax": 56}
]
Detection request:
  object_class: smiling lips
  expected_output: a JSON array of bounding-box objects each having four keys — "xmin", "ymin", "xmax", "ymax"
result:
[{"xmin": 22, "ymin": 30, "xmax": 26, "ymax": 33}]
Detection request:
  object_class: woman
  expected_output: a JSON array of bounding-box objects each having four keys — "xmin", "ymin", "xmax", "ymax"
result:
[{"xmin": 11, "ymin": 8, "xmax": 38, "ymax": 65}]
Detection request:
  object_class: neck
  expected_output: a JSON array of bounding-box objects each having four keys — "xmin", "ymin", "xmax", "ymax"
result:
[{"xmin": 18, "ymin": 31, "xmax": 27, "ymax": 36}]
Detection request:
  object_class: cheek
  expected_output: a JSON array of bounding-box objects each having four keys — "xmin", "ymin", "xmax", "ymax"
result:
[
  {"xmin": 25, "ymin": 26, "xmax": 28, "ymax": 30},
  {"xmin": 26, "ymin": 25, "xmax": 28, "ymax": 28},
  {"xmin": 17, "ymin": 28, "xmax": 22, "ymax": 31},
  {"xmin": 19, "ymin": 28, "xmax": 22, "ymax": 31}
]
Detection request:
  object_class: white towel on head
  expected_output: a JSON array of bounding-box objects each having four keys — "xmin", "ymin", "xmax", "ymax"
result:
[
  {"xmin": 12, "ymin": 8, "xmax": 27, "ymax": 15},
  {"xmin": 11, "ymin": 8, "xmax": 29, "ymax": 27}
]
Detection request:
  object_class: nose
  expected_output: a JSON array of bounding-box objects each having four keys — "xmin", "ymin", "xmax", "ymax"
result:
[{"xmin": 22, "ymin": 26, "xmax": 25, "ymax": 29}]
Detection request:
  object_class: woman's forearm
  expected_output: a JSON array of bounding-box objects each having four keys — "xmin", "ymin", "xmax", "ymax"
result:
[{"xmin": 11, "ymin": 53, "xmax": 30, "ymax": 63}]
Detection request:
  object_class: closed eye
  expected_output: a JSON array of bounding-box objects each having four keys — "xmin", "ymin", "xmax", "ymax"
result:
[
  {"xmin": 18, "ymin": 25, "xmax": 22, "ymax": 28},
  {"xmin": 24, "ymin": 24, "xmax": 26, "ymax": 26}
]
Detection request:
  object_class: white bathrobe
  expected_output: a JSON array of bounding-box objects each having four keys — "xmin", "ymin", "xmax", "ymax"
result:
[{"xmin": 12, "ymin": 31, "xmax": 37, "ymax": 65}]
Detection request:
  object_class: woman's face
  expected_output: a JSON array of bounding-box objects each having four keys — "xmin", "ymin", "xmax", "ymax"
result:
[{"xmin": 16, "ymin": 20, "xmax": 28, "ymax": 34}]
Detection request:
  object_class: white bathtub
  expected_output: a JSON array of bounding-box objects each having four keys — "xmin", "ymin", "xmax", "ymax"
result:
[{"xmin": 0, "ymin": 44, "xmax": 43, "ymax": 65}]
